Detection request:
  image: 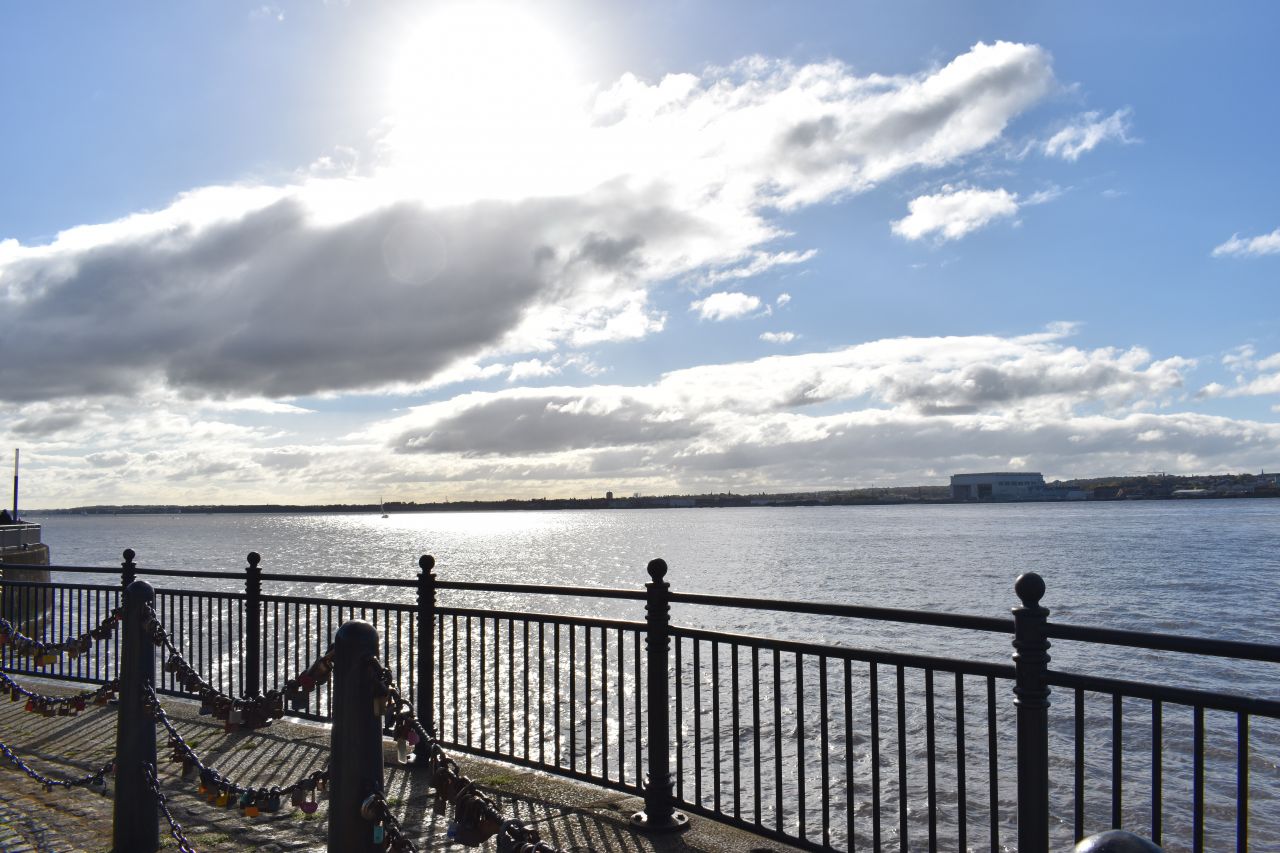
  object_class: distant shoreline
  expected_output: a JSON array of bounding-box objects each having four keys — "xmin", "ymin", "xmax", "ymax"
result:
[{"xmin": 25, "ymin": 484, "xmax": 1280, "ymax": 516}]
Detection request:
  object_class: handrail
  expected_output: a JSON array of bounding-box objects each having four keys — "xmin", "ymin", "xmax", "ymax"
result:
[
  {"xmin": 438, "ymin": 580, "xmax": 647, "ymax": 600},
  {"xmin": 1047, "ymin": 669, "xmax": 1280, "ymax": 715},
  {"xmin": 1046, "ymin": 622, "xmax": 1280, "ymax": 662},
  {"xmin": 671, "ymin": 623, "xmax": 1018, "ymax": 680},
  {"xmin": 34, "ymin": 561, "xmax": 1280, "ymax": 661},
  {"xmin": 669, "ymin": 590, "xmax": 1013, "ymax": 632}
]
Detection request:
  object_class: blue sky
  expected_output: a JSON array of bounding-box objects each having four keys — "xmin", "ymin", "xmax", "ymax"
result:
[{"xmin": 4, "ymin": 1, "xmax": 1280, "ymax": 507}]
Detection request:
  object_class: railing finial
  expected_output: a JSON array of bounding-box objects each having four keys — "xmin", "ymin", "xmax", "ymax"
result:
[
  {"xmin": 121, "ymin": 549, "xmax": 137, "ymax": 589},
  {"xmin": 646, "ymin": 557, "xmax": 667, "ymax": 582},
  {"xmin": 1015, "ymin": 571, "xmax": 1045, "ymax": 608},
  {"xmin": 247, "ymin": 551, "xmax": 261, "ymax": 569},
  {"xmin": 418, "ymin": 554, "xmax": 435, "ymax": 572}
]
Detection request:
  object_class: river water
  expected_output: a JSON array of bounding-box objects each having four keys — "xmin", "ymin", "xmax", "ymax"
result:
[{"xmin": 24, "ymin": 501, "xmax": 1280, "ymax": 850}]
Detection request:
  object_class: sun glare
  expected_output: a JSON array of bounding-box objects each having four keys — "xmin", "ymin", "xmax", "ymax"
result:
[{"xmin": 385, "ymin": 3, "xmax": 591, "ymax": 202}]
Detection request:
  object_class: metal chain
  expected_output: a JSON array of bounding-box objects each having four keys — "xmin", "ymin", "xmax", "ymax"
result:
[
  {"xmin": 366, "ymin": 658, "xmax": 556, "ymax": 852},
  {"xmin": 144, "ymin": 684, "xmax": 329, "ymax": 812},
  {"xmin": 0, "ymin": 670, "xmax": 119, "ymax": 715},
  {"xmin": 0, "ymin": 607, "xmax": 123, "ymax": 664},
  {"xmin": 142, "ymin": 604, "xmax": 333, "ymax": 730},
  {"xmin": 143, "ymin": 762, "xmax": 199, "ymax": 853},
  {"xmin": 0, "ymin": 739, "xmax": 114, "ymax": 792}
]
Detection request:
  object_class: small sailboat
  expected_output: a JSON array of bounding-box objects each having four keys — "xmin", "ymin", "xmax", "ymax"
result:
[{"xmin": 380, "ymin": 497, "xmax": 389, "ymax": 519}]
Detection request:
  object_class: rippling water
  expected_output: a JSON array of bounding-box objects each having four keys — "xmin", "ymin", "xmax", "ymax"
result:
[
  {"xmin": 32, "ymin": 501, "xmax": 1280, "ymax": 674},
  {"xmin": 27, "ymin": 501, "xmax": 1280, "ymax": 850}
]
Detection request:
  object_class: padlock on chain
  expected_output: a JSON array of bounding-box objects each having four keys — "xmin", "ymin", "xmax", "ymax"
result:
[
  {"xmin": 448, "ymin": 787, "xmax": 484, "ymax": 846},
  {"xmin": 431, "ymin": 787, "xmax": 449, "ymax": 816},
  {"xmin": 308, "ymin": 658, "xmax": 333, "ymax": 686},
  {"xmin": 359, "ymin": 792, "xmax": 381, "ymax": 822}
]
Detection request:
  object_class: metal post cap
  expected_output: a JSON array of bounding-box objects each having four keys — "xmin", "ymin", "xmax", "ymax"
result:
[{"xmin": 1014, "ymin": 571, "xmax": 1046, "ymax": 607}]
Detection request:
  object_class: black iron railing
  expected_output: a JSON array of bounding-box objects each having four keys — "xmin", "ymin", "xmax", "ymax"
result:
[{"xmin": 1, "ymin": 549, "xmax": 1276, "ymax": 852}]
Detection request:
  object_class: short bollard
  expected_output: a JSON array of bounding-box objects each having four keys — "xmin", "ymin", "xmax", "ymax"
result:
[
  {"xmin": 328, "ymin": 619, "xmax": 385, "ymax": 853},
  {"xmin": 114, "ymin": 579, "xmax": 159, "ymax": 853},
  {"xmin": 1074, "ymin": 830, "xmax": 1164, "ymax": 852}
]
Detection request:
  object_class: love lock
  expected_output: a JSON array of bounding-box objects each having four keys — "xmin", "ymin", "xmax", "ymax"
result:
[
  {"xmin": 430, "ymin": 763, "xmax": 454, "ymax": 798},
  {"xmin": 451, "ymin": 797, "xmax": 491, "ymax": 846},
  {"xmin": 359, "ymin": 793, "xmax": 382, "ymax": 822},
  {"xmin": 432, "ymin": 788, "xmax": 449, "ymax": 816},
  {"xmin": 476, "ymin": 808, "xmax": 503, "ymax": 843},
  {"xmin": 494, "ymin": 819, "xmax": 526, "ymax": 853}
]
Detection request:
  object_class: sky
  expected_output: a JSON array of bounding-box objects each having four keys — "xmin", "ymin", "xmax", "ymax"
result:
[{"xmin": 3, "ymin": 1, "xmax": 1280, "ymax": 507}]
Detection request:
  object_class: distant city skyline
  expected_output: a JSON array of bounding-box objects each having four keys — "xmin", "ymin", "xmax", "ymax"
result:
[{"xmin": 3, "ymin": 2, "xmax": 1280, "ymax": 506}]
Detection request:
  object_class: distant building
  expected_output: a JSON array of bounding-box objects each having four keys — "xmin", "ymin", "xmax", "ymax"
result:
[{"xmin": 951, "ymin": 472, "xmax": 1046, "ymax": 501}]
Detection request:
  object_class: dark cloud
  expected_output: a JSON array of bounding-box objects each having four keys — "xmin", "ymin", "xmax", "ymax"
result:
[
  {"xmin": 395, "ymin": 393, "xmax": 699, "ymax": 456},
  {"xmin": 882, "ymin": 361, "xmax": 1159, "ymax": 412},
  {"xmin": 12, "ymin": 411, "xmax": 85, "ymax": 436},
  {"xmin": 0, "ymin": 194, "xmax": 675, "ymax": 403}
]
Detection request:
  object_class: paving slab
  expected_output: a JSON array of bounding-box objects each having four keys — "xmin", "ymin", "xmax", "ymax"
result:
[{"xmin": 0, "ymin": 677, "xmax": 802, "ymax": 853}]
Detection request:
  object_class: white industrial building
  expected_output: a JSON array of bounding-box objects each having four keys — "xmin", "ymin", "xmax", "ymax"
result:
[{"xmin": 951, "ymin": 472, "xmax": 1046, "ymax": 501}]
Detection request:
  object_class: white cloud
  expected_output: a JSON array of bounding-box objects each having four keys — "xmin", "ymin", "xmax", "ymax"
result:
[
  {"xmin": 1043, "ymin": 108, "xmax": 1134, "ymax": 161},
  {"xmin": 1212, "ymin": 228, "xmax": 1280, "ymax": 258},
  {"xmin": 378, "ymin": 326, "xmax": 1196, "ymax": 460},
  {"xmin": 507, "ymin": 359, "xmax": 560, "ymax": 382},
  {"xmin": 691, "ymin": 292, "xmax": 763, "ymax": 321},
  {"xmin": 1, "ymin": 41, "xmax": 1059, "ymax": 405},
  {"xmin": 776, "ymin": 293, "xmax": 791, "ymax": 307},
  {"xmin": 250, "ymin": 5, "xmax": 285, "ymax": 22},
  {"xmin": 1197, "ymin": 345, "xmax": 1280, "ymax": 398},
  {"xmin": 760, "ymin": 331, "xmax": 797, "ymax": 344},
  {"xmin": 892, "ymin": 186, "xmax": 1020, "ymax": 241},
  {"xmin": 199, "ymin": 398, "xmax": 314, "ymax": 415},
  {"xmin": 18, "ymin": 328, "xmax": 1272, "ymax": 506},
  {"xmin": 702, "ymin": 250, "xmax": 817, "ymax": 285},
  {"xmin": 303, "ymin": 328, "xmax": 1272, "ymax": 498}
]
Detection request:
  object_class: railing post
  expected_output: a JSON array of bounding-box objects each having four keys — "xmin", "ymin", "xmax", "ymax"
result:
[
  {"xmin": 244, "ymin": 552, "xmax": 262, "ymax": 699},
  {"xmin": 121, "ymin": 548, "xmax": 136, "ymax": 589},
  {"xmin": 415, "ymin": 554, "xmax": 436, "ymax": 741},
  {"xmin": 631, "ymin": 558, "xmax": 688, "ymax": 832},
  {"xmin": 114, "ymin": 579, "xmax": 158, "ymax": 853},
  {"xmin": 1013, "ymin": 572, "xmax": 1052, "ymax": 853},
  {"xmin": 329, "ymin": 619, "xmax": 383, "ymax": 853}
]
